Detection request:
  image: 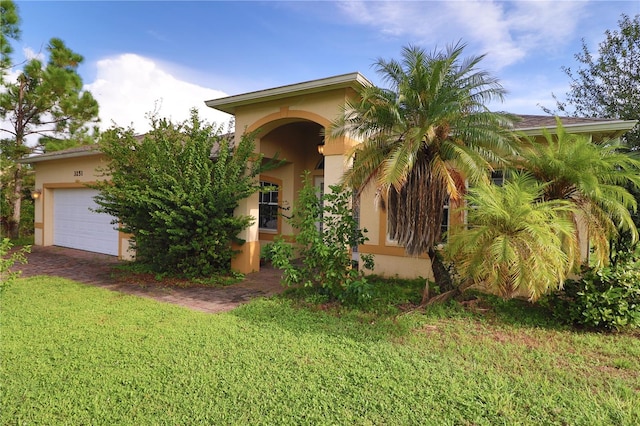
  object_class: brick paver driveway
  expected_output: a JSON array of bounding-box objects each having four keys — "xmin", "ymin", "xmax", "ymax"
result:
[{"xmin": 16, "ymin": 246, "xmax": 285, "ymax": 313}]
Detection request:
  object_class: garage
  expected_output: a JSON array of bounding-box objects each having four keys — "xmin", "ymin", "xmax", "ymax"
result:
[
  {"xmin": 53, "ymin": 188, "xmax": 119, "ymax": 256},
  {"xmin": 22, "ymin": 146, "xmax": 132, "ymax": 260}
]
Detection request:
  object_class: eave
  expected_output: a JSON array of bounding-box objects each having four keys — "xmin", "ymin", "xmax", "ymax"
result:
[
  {"xmin": 516, "ymin": 119, "xmax": 637, "ymax": 139},
  {"xmin": 18, "ymin": 145, "xmax": 102, "ymax": 164},
  {"xmin": 205, "ymin": 72, "xmax": 373, "ymax": 115}
]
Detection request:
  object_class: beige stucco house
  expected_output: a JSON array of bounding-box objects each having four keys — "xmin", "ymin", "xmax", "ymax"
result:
[{"xmin": 23, "ymin": 73, "xmax": 637, "ymax": 279}]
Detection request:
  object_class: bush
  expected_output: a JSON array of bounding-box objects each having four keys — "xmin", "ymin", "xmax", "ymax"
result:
[
  {"xmin": 270, "ymin": 172, "xmax": 374, "ymax": 305},
  {"xmin": 545, "ymin": 261, "xmax": 640, "ymax": 332},
  {"xmin": 260, "ymin": 242, "xmax": 275, "ymax": 264},
  {"xmin": 94, "ymin": 110, "xmax": 274, "ymax": 277},
  {"xmin": 0, "ymin": 238, "xmax": 30, "ymax": 294},
  {"xmin": 19, "ymin": 198, "xmax": 34, "ymax": 237}
]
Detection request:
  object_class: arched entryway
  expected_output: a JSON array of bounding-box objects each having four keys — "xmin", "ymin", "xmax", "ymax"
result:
[
  {"xmin": 255, "ymin": 119, "xmax": 325, "ymax": 243},
  {"xmin": 205, "ymin": 73, "xmax": 371, "ymax": 273}
]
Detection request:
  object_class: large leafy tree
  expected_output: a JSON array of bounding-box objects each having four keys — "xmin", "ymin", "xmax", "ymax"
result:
[
  {"xmin": 94, "ymin": 110, "xmax": 272, "ymax": 277},
  {"xmin": 0, "ymin": 0, "xmax": 99, "ymax": 238},
  {"xmin": 446, "ymin": 173, "xmax": 577, "ymax": 301},
  {"xmin": 548, "ymin": 13, "xmax": 640, "ymax": 148},
  {"xmin": 331, "ymin": 43, "xmax": 516, "ymax": 302},
  {"xmin": 514, "ymin": 120, "xmax": 640, "ymax": 267}
]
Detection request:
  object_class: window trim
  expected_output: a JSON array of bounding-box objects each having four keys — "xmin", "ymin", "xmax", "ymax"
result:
[{"xmin": 258, "ymin": 177, "xmax": 282, "ymax": 234}]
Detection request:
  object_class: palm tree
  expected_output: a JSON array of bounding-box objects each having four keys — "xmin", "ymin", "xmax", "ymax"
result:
[
  {"xmin": 331, "ymin": 43, "xmax": 516, "ymax": 302},
  {"xmin": 445, "ymin": 173, "xmax": 577, "ymax": 301},
  {"xmin": 514, "ymin": 119, "xmax": 640, "ymax": 267}
]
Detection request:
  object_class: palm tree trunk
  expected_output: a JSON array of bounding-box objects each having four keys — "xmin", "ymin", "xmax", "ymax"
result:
[
  {"xmin": 422, "ymin": 247, "xmax": 454, "ymax": 304},
  {"xmin": 421, "ymin": 277, "xmax": 430, "ymax": 304}
]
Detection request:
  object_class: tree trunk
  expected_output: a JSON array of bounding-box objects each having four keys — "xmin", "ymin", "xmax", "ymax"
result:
[
  {"xmin": 421, "ymin": 277, "xmax": 430, "ymax": 305},
  {"xmin": 8, "ymin": 163, "xmax": 23, "ymax": 239},
  {"xmin": 421, "ymin": 247, "xmax": 455, "ymax": 305},
  {"xmin": 7, "ymin": 77, "xmax": 28, "ymax": 240}
]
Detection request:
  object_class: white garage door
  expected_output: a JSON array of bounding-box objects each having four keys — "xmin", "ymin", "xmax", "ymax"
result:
[{"xmin": 53, "ymin": 188, "xmax": 119, "ymax": 256}]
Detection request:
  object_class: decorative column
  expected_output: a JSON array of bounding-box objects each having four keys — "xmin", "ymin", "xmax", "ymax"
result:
[{"xmin": 231, "ymin": 135, "xmax": 262, "ymax": 274}]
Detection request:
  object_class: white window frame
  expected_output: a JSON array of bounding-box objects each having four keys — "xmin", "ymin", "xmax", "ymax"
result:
[{"xmin": 258, "ymin": 181, "xmax": 279, "ymax": 232}]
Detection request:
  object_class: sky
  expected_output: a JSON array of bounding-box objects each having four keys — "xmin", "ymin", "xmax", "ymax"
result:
[{"xmin": 6, "ymin": 0, "xmax": 640, "ymax": 135}]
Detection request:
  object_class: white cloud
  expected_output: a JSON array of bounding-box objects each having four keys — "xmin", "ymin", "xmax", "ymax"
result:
[
  {"xmin": 504, "ymin": 1, "xmax": 587, "ymax": 53},
  {"xmin": 444, "ymin": 1, "xmax": 526, "ymax": 68},
  {"xmin": 23, "ymin": 47, "xmax": 45, "ymax": 61},
  {"xmin": 338, "ymin": 1, "xmax": 445, "ymax": 40},
  {"xmin": 337, "ymin": 0, "xmax": 587, "ymax": 69},
  {"xmin": 84, "ymin": 54, "xmax": 232, "ymax": 134},
  {"xmin": 490, "ymin": 73, "xmax": 571, "ymax": 115}
]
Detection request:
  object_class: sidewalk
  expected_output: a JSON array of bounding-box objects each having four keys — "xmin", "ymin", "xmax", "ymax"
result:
[{"xmin": 15, "ymin": 246, "xmax": 285, "ymax": 313}]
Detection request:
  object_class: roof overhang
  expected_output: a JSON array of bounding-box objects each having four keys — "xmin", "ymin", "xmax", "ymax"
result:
[
  {"xmin": 205, "ymin": 72, "xmax": 372, "ymax": 115},
  {"xmin": 517, "ymin": 119, "xmax": 637, "ymax": 139},
  {"xmin": 17, "ymin": 146, "xmax": 102, "ymax": 164}
]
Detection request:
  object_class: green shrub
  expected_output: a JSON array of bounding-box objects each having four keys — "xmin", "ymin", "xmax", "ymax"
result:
[
  {"xmin": 19, "ymin": 198, "xmax": 34, "ymax": 237},
  {"xmin": 270, "ymin": 172, "xmax": 374, "ymax": 305},
  {"xmin": 260, "ymin": 242, "xmax": 275, "ymax": 264},
  {"xmin": 94, "ymin": 110, "xmax": 275, "ymax": 277},
  {"xmin": 0, "ymin": 238, "xmax": 30, "ymax": 294},
  {"xmin": 545, "ymin": 262, "xmax": 640, "ymax": 332}
]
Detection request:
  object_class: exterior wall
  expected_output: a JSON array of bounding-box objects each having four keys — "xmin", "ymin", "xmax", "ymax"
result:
[
  {"xmin": 356, "ymin": 182, "xmax": 433, "ymax": 279},
  {"xmin": 231, "ymin": 87, "xmax": 361, "ymax": 273},
  {"xmin": 28, "ymin": 139, "xmax": 599, "ymax": 278},
  {"xmin": 369, "ymin": 254, "xmax": 434, "ymax": 280},
  {"xmin": 32, "ymin": 154, "xmax": 134, "ymax": 260},
  {"xmin": 228, "ymin": 78, "xmax": 456, "ymax": 279},
  {"xmin": 31, "ymin": 80, "xmax": 616, "ymax": 279},
  {"xmin": 237, "ymin": 88, "xmax": 356, "ymax": 136}
]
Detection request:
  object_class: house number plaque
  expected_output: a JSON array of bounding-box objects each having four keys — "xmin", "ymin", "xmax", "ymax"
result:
[{"xmin": 73, "ymin": 170, "xmax": 84, "ymax": 177}]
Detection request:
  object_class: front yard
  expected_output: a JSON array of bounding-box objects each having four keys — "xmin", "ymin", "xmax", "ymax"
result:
[{"xmin": 1, "ymin": 276, "xmax": 639, "ymax": 425}]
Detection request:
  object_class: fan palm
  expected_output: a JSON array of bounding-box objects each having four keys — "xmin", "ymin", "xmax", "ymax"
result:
[
  {"xmin": 331, "ymin": 43, "xmax": 516, "ymax": 299},
  {"xmin": 446, "ymin": 173, "xmax": 577, "ymax": 301},
  {"xmin": 515, "ymin": 119, "xmax": 640, "ymax": 267}
]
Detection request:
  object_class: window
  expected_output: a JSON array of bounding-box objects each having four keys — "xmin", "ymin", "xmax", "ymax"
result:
[
  {"xmin": 441, "ymin": 196, "xmax": 450, "ymax": 241},
  {"xmin": 491, "ymin": 170, "xmax": 504, "ymax": 186},
  {"xmin": 259, "ymin": 181, "xmax": 279, "ymax": 231}
]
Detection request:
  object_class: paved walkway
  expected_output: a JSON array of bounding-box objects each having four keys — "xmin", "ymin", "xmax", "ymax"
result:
[{"xmin": 15, "ymin": 246, "xmax": 285, "ymax": 314}]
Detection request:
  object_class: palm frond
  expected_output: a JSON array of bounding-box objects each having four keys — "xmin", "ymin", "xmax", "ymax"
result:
[
  {"xmin": 447, "ymin": 173, "xmax": 576, "ymax": 300},
  {"xmin": 517, "ymin": 119, "xmax": 640, "ymax": 263},
  {"xmin": 331, "ymin": 43, "xmax": 514, "ymax": 257}
]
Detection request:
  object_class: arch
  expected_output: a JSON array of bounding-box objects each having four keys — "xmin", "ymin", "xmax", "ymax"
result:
[{"xmin": 247, "ymin": 108, "xmax": 332, "ymax": 135}]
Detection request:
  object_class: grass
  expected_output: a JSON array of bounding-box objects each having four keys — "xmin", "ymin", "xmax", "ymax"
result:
[
  {"xmin": 1, "ymin": 276, "xmax": 639, "ymax": 425},
  {"xmin": 7, "ymin": 235, "xmax": 34, "ymax": 247}
]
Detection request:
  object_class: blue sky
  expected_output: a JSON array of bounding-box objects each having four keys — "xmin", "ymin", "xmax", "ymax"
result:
[{"xmin": 8, "ymin": 0, "xmax": 640, "ymax": 133}]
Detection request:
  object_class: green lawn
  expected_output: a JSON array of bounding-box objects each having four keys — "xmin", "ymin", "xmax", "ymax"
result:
[{"xmin": 1, "ymin": 277, "xmax": 639, "ymax": 425}]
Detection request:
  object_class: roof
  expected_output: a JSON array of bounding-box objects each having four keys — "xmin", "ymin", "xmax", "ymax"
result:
[
  {"xmin": 204, "ymin": 72, "xmax": 636, "ymax": 136},
  {"xmin": 18, "ymin": 72, "xmax": 637, "ymax": 165},
  {"xmin": 514, "ymin": 114, "xmax": 637, "ymax": 138},
  {"xmin": 18, "ymin": 144, "xmax": 101, "ymax": 164},
  {"xmin": 515, "ymin": 115, "xmax": 613, "ymax": 128},
  {"xmin": 205, "ymin": 72, "xmax": 373, "ymax": 115},
  {"xmin": 19, "ymin": 114, "xmax": 637, "ymax": 164}
]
